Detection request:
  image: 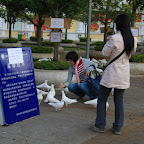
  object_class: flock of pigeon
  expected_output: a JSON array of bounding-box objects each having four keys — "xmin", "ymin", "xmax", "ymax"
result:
[
  {"xmin": 36, "ymin": 81, "xmax": 78, "ymax": 112},
  {"xmin": 36, "ymin": 58, "xmax": 111, "ymax": 112}
]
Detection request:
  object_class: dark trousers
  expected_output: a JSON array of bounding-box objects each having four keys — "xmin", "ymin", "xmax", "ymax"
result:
[{"xmin": 95, "ymin": 85, "xmax": 125, "ymax": 132}]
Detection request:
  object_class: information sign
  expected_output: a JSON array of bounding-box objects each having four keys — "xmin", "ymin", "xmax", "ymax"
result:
[
  {"xmin": 50, "ymin": 32, "xmax": 61, "ymax": 42},
  {"xmin": 0, "ymin": 47, "xmax": 39, "ymax": 125},
  {"xmin": 44, "ymin": 18, "xmax": 70, "ymax": 29},
  {"xmin": 131, "ymin": 27, "xmax": 139, "ymax": 37},
  {"xmin": 51, "ymin": 18, "xmax": 64, "ymax": 28}
]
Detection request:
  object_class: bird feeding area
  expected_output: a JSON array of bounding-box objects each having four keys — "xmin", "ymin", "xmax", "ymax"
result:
[{"xmin": 0, "ymin": 47, "xmax": 39, "ymax": 125}]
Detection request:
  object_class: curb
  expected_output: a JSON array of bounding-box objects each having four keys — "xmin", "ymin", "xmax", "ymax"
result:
[{"xmin": 34, "ymin": 63, "xmax": 144, "ymax": 86}]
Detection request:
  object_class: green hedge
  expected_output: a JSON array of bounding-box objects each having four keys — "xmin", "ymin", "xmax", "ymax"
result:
[
  {"xmin": 34, "ymin": 60, "xmax": 70, "ymax": 70},
  {"xmin": 2, "ymin": 38, "xmax": 18, "ymax": 43},
  {"xmin": 61, "ymin": 39, "xmax": 73, "ymax": 43},
  {"xmin": 30, "ymin": 36, "xmax": 43, "ymax": 41},
  {"xmin": 42, "ymin": 41, "xmax": 54, "ymax": 46},
  {"xmin": 79, "ymin": 37, "xmax": 91, "ymax": 42},
  {"xmin": 95, "ymin": 41, "xmax": 104, "ymax": 46},
  {"xmin": 22, "ymin": 41, "xmax": 54, "ymax": 47},
  {"xmin": 31, "ymin": 46, "xmax": 53, "ymax": 53},
  {"xmin": 130, "ymin": 54, "xmax": 144, "ymax": 63},
  {"xmin": 22, "ymin": 42, "xmax": 37, "ymax": 46},
  {"xmin": 95, "ymin": 41, "xmax": 104, "ymax": 51}
]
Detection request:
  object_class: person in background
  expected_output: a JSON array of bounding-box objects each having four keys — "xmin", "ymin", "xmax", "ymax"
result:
[
  {"xmin": 107, "ymin": 31, "xmax": 113, "ymax": 41},
  {"xmin": 91, "ymin": 14, "xmax": 137, "ymax": 135},
  {"xmin": 58, "ymin": 51, "xmax": 98, "ymax": 100}
]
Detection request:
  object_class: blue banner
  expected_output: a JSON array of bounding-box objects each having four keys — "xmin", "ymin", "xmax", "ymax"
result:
[{"xmin": 0, "ymin": 47, "xmax": 39, "ymax": 124}]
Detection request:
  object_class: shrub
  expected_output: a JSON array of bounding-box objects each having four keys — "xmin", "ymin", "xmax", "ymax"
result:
[
  {"xmin": 130, "ymin": 54, "xmax": 144, "ymax": 63},
  {"xmin": 30, "ymin": 36, "xmax": 37, "ymax": 41},
  {"xmin": 95, "ymin": 41, "xmax": 104, "ymax": 46},
  {"xmin": 31, "ymin": 46, "xmax": 53, "ymax": 53},
  {"xmin": 61, "ymin": 39, "xmax": 73, "ymax": 43},
  {"xmin": 94, "ymin": 41, "xmax": 104, "ymax": 51},
  {"xmin": 2, "ymin": 38, "xmax": 18, "ymax": 43},
  {"xmin": 30, "ymin": 36, "xmax": 43, "ymax": 41},
  {"xmin": 95, "ymin": 45, "xmax": 104, "ymax": 51},
  {"xmin": 22, "ymin": 42, "xmax": 37, "ymax": 46},
  {"xmin": 34, "ymin": 60, "xmax": 70, "ymax": 70},
  {"xmin": 79, "ymin": 37, "xmax": 91, "ymax": 42},
  {"xmin": 42, "ymin": 41, "xmax": 54, "ymax": 46}
]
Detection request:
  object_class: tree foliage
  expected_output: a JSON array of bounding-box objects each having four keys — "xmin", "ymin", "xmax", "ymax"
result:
[
  {"xmin": 127, "ymin": 0, "xmax": 144, "ymax": 26},
  {"xmin": 92, "ymin": 0, "xmax": 133, "ymax": 43},
  {"xmin": 0, "ymin": 2, "xmax": 20, "ymax": 38}
]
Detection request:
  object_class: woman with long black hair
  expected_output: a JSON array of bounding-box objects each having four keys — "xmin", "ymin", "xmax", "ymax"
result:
[{"xmin": 91, "ymin": 14, "xmax": 137, "ymax": 135}]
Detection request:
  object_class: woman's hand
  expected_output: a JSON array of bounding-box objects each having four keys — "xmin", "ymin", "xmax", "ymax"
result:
[
  {"xmin": 86, "ymin": 72, "xmax": 90, "ymax": 77},
  {"xmin": 58, "ymin": 84, "xmax": 66, "ymax": 88}
]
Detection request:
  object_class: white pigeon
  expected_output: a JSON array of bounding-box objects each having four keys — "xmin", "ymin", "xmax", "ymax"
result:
[
  {"xmin": 63, "ymin": 87, "xmax": 69, "ymax": 93},
  {"xmin": 37, "ymin": 90, "xmax": 43, "ymax": 105},
  {"xmin": 92, "ymin": 58, "xmax": 99, "ymax": 63},
  {"xmin": 84, "ymin": 98, "xmax": 109, "ymax": 111},
  {"xmin": 110, "ymin": 88, "xmax": 114, "ymax": 96},
  {"xmin": 45, "ymin": 94, "xmax": 59, "ymax": 103},
  {"xmin": 96, "ymin": 68, "xmax": 103, "ymax": 74},
  {"xmin": 84, "ymin": 98, "xmax": 98, "ymax": 108},
  {"xmin": 38, "ymin": 58, "xmax": 49, "ymax": 62},
  {"xmin": 99, "ymin": 59, "xmax": 107, "ymax": 66},
  {"xmin": 62, "ymin": 91, "xmax": 77, "ymax": 107},
  {"xmin": 44, "ymin": 84, "xmax": 58, "ymax": 103},
  {"xmin": 48, "ymin": 100, "xmax": 64, "ymax": 112},
  {"xmin": 106, "ymin": 102, "xmax": 109, "ymax": 111},
  {"xmin": 37, "ymin": 89, "xmax": 49, "ymax": 96},
  {"xmin": 36, "ymin": 80, "xmax": 51, "ymax": 91},
  {"xmin": 61, "ymin": 83, "xmax": 69, "ymax": 93}
]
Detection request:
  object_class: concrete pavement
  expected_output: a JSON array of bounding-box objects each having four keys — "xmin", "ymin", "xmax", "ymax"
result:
[{"xmin": 0, "ymin": 76, "xmax": 144, "ymax": 144}]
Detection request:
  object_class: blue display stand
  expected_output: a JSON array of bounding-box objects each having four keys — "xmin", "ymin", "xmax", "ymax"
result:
[{"xmin": 0, "ymin": 47, "xmax": 39, "ymax": 125}]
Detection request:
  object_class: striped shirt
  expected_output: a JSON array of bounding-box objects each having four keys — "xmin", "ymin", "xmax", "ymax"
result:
[{"xmin": 73, "ymin": 59, "xmax": 87, "ymax": 83}]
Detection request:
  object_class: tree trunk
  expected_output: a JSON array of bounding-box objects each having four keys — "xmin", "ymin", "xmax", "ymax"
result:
[
  {"xmin": 37, "ymin": 14, "xmax": 43, "ymax": 46},
  {"xmin": 53, "ymin": 42, "xmax": 59, "ymax": 62},
  {"xmin": 104, "ymin": 0, "xmax": 111, "ymax": 44},
  {"xmin": 65, "ymin": 29, "xmax": 67, "ymax": 40},
  {"xmin": 37, "ymin": 25, "xmax": 42, "ymax": 46},
  {"xmin": 131, "ymin": 1, "xmax": 137, "ymax": 27},
  {"xmin": 9, "ymin": 20, "xmax": 12, "ymax": 38},
  {"xmin": 53, "ymin": 10, "xmax": 59, "ymax": 62}
]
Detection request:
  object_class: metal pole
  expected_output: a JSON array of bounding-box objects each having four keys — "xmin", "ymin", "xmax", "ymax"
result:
[{"xmin": 86, "ymin": 0, "xmax": 92, "ymax": 59}]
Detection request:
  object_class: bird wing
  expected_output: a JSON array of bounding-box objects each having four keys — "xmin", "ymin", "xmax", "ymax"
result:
[
  {"xmin": 48, "ymin": 96, "xmax": 60, "ymax": 103},
  {"xmin": 48, "ymin": 101, "xmax": 64, "ymax": 111},
  {"xmin": 63, "ymin": 97, "xmax": 77, "ymax": 105}
]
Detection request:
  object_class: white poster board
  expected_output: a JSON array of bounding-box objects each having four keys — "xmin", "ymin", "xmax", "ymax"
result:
[
  {"xmin": 7, "ymin": 48, "xmax": 24, "ymax": 64},
  {"xmin": 50, "ymin": 32, "xmax": 61, "ymax": 42},
  {"xmin": 131, "ymin": 27, "xmax": 139, "ymax": 37},
  {"xmin": 51, "ymin": 18, "xmax": 64, "ymax": 28}
]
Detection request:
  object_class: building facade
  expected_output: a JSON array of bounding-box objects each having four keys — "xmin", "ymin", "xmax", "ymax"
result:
[{"xmin": 0, "ymin": 14, "xmax": 144, "ymax": 42}]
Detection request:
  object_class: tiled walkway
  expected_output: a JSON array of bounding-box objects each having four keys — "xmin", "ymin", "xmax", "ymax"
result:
[{"xmin": 0, "ymin": 76, "xmax": 144, "ymax": 144}]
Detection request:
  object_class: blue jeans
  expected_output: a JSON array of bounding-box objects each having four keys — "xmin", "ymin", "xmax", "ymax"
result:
[
  {"xmin": 95, "ymin": 85, "xmax": 125, "ymax": 132},
  {"xmin": 68, "ymin": 82, "xmax": 96, "ymax": 99}
]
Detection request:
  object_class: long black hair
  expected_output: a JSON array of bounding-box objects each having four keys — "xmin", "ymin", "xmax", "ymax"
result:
[
  {"xmin": 66, "ymin": 51, "xmax": 79, "ymax": 64},
  {"xmin": 115, "ymin": 14, "xmax": 134, "ymax": 56}
]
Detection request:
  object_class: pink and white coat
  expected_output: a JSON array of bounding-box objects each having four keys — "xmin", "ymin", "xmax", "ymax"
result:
[{"xmin": 100, "ymin": 31, "xmax": 137, "ymax": 89}]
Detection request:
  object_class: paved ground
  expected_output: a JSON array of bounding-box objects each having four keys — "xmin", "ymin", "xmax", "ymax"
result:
[{"xmin": 0, "ymin": 76, "xmax": 144, "ymax": 144}]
